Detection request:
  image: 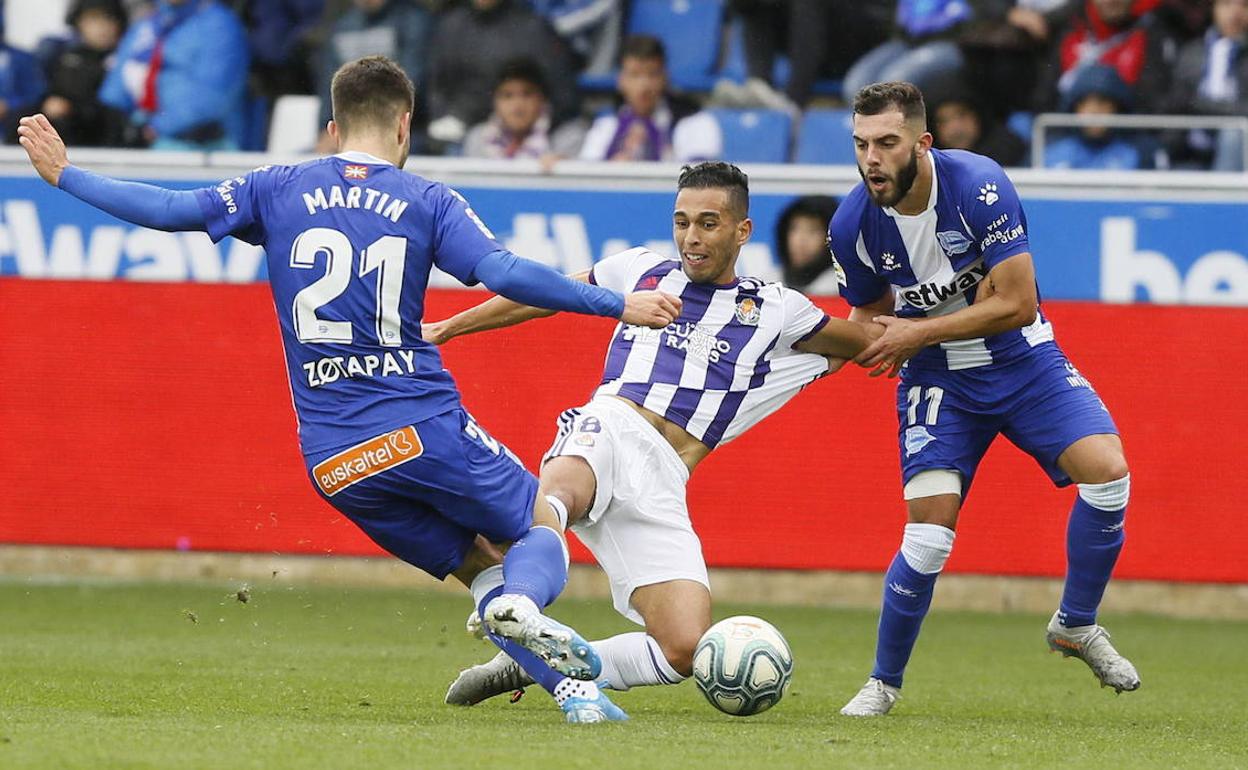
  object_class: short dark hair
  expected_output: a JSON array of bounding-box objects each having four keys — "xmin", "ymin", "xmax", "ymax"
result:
[
  {"xmin": 494, "ymin": 58, "xmax": 548, "ymax": 97},
  {"xmin": 677, "ymin": 162, "xmax": 749, "ymax": 218},
  {"xmin": 331, "ymin": 55, "xmax": 415, "ymax": 137},
  {"xmin": 620, "ymin": 34, "xmax": 666, "ymax": 66},
  {"xmin": 853, "ymin": 81, "xmax": 927, "ymax": 128}
]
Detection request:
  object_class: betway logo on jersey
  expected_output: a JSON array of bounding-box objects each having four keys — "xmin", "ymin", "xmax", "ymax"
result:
[
  {"xmin": 313, "ymin": 426, "xmax": 423, "ymax": 496},
  {"xmin": 899, "ymin": 260, "xmax": 987, "ymax": 309},
  {"xmin": 622, "ymin": 322, "xmax": 733, "ymax": 363}
]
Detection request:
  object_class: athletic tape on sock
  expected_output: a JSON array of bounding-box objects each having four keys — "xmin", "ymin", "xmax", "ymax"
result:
[
  {"xmin": 899, "ymin": 522, "xmax": 956, "ymax": 574},
  {"xmin": 545, "ymin": 494, "xmax": 570, "ymax": 530},
  {"xmin": 1077, "ymin": 474, "xmax": 1130, "ymax": 511}
]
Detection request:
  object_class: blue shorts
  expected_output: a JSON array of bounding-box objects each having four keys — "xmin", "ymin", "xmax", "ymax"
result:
[
  {"xmin": 897, "ymin": 342, "xmax": 1118, "ymax": 494},
  {"xmin": 304, "ymin": 408, "xmax": 538, "ymax": 580}
]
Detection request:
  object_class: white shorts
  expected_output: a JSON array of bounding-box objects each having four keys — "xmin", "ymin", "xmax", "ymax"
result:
[{"xmin": 543, "ymin": 396, "xmax": 709, "ymax": 625}]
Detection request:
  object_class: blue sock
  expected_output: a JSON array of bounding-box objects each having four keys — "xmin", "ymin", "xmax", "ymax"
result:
[
  {"xmin": 477, "ymin": 585, "xmax": 566, "ymax": 695},
  {"xmin": 501, "ymin": 525, "xmax": 568, "ymax": 609},
  {"xmin": 871, "ymin": 552, "xmax": 939, "ymax": 688},
  {"xmin": 1060, "ymin": 494, "xmax": 1126, "ymax": 627}
]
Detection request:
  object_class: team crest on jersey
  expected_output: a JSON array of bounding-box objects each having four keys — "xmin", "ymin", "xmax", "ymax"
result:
[
  {"xmin": 881, "ymin": 252, "xmax": 900, "ymax": 271},
  {"xmin": 734, "ymin": 296, "xmax": 761, "ymax": 325},
  {"xmin": 344, "ymin": 164, "xmax": 370, "ymax": 180},
  {"xmin": 904, "ymin": 426, "xmax": 936, "ymax": 457},
  {"xmin": 936, "ymin": 230, "xmax": 973, "ymax": 256}
]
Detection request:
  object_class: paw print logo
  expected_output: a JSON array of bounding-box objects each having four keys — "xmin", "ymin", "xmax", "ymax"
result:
[
  {"xmin": 978, "ymin": 182, "xmax": 999, "ymax": 206},
  {"xmin": 881, "ymin": 252, "xmax": 900, "ymax": 270}
]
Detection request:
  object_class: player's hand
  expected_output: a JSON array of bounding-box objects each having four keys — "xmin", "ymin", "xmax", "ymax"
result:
[
  {"xmin": 17, "ymin": 114, "xmax": 70, "ymax": 187},
  {"xmin": 855, "ymin": 316, "xmax": 930, "ymax": 378},
  {"xmin": 621, "ymin": 290, "xmax": 681, "ymax": 329},
  {"xmin": 421, "ymin": 321, "xmax": 452, "ymax": 345}
]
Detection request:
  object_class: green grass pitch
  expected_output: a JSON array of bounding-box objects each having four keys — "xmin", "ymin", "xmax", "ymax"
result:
[{"xmin": 1, "ymin": 579, "xmax": 1244, "ymax": 769}]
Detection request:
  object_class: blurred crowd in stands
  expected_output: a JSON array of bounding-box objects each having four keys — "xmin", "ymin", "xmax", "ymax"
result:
[{"xmin": 0, "ymin": 0, "xmax": 1245, "ymax": 171}]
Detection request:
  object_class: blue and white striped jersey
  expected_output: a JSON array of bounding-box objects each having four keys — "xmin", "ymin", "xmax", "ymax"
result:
[
  {"xmin": 588, "ymin": 248, "xmax": 830, "ymax": 449},
  {"xmin": 828, "ymin": 148, "xmax": 1053, "ymax": 371}
]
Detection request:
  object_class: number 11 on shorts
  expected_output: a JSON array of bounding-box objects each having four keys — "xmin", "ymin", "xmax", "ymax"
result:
[{"xmin": 906, "ymin": 386, "xmax": 945, "ymax": 426}]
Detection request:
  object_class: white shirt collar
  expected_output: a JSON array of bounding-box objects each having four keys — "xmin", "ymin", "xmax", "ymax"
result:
[{"xmin": 335, "ymin": 150, "xmax": 394, "ymax": 166}]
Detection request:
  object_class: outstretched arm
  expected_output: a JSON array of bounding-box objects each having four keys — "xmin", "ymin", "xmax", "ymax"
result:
[
  {"xmin": 18, "ymin": 114, "xmax": 207, "ymax": 232},
  {"xmin": 794, "ymin": 316, "xmax": 885, "ymax": 359},
  {"xmin": 424, "ymin": 270, "xmax": 588, "ymax": 345}
]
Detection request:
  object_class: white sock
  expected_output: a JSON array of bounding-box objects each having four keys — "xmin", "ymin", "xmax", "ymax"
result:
[
  {"xmin": 469, "ymin": 564, "xmax": 504, "ymax": 611},
  {"xmin": 553, "ymin": 677, "xmax": 600, "ymax": 706},
  {"xmin": 593, "ymin": 632, "xmax": 686, "ymax": 691}
]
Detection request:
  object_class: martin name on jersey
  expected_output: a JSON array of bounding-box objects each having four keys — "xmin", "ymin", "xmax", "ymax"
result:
[
  {"xmin": 828, "ymin": 148, "xmax": 1053, "ymax": 371},
  {"xmin": 588, "ymin": 248, "xmax": 832, "ymax": 449}
]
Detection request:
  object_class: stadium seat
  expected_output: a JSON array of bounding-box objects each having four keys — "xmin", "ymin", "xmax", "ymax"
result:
[
  {"xmin": 1007, "ymin": 111, "xmax": 1035, "ymax": 147},
  {"xmin": 708, "ymin": 108, "xmax": 792, "ymax": 163},
  {"xmin": 628, "ymin": 0, "xmax": 725, "ymax": 93},
  {"xmin": 794, "ymin": 109, "xmax": 856, "ymax": 165},
  {"xmin": 267, "ymin": 95, "xmax": 322, "ymax": 154}
]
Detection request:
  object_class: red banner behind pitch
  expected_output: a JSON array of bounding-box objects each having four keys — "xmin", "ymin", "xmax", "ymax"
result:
[{"xmin": 1, "ymin": 280, "xmax": 1243, "ymax": 582}]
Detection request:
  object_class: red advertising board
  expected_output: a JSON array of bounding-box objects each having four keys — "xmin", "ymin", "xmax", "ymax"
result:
[{"xmin": 1, "ymin": 280, "xmax": 1244, "ymax": 582}]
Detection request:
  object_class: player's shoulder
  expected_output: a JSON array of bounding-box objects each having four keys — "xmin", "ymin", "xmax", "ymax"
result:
[
  {"xmin": 601, "ymin": 246, "xmax": 674, "ymax": 270},
  {"xmin": 829, "ymin": 184, "xmax": 873, "ymax": 238},
  {"xmin": 934, "ymin": 148, "xmax": 1012, "ymax": 191}
]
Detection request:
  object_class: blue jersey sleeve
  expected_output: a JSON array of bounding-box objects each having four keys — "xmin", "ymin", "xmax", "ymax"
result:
[
  {"xmin": 193, "ymin": 165, "xmax": 278, "ymax": 245},
  {"xmin": 962, "ymin": 163, "xmax": 1030, "ymax": 270},
  {"xmin": 430, "ymin": 185, "xmax": 503, "ymax": 285},
  {"xmin": 827, "ymin": 202, "xmax": 889, "ymax": 307}
]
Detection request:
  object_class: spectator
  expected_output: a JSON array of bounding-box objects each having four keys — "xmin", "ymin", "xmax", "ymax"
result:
[
  {"xmin": 244, "ymin": 0, "xmax": 325, "ymax": 98},
  {"xmin": 958, "ymin": 0, "xmax": 1075, "ymax": 115},
  {"xmin": 928, "ymin": 82, "xmax": 1027, "ymax": 165},
  {"xmin": 722, "ymin": 0, "xmax": 891, "ymax": 108},
  {"xmin": 775, "ymin": 195, "xmax": 841, "ymax": 296},
  {"xmin": 1, "ymin": 24, "xmax": 48, "ymax": 142},
  {"xmin": 841, "ymin": 0, "xmax": 973, "ymax": 99},
  {"xmin": 1165, "ymin": 0, "xmax": 1248, "ymax": 170},
  {"xmin": 1044, "ymin": 63, "xmax": 1158, "ymax": 169},
  {"xmin": 39, "ymin": 0, "xmax": 131, "ymax": 147},
  {"xmin": 527, "ymin": 0, "xmax": 622, "ymax": 76},
  {"xmin": 1036, "ymin": 0, "xmax": 1174, "ymax": 113},
  {"xmin": 99, "ymin": 0, "xmax": 249, "ymax": 150},
  {"xmin": 426, "ymin": 0, "xmax": 576, "ymax": 146},
  {"xmin": 314, "ymin": 0, "xmax": 430, "ymax": 153},
  {"xmin": 462, "ymin": 58, "xmax": 586, "ymax": 165},
  {"xmin": 579, "ymin": 35, "xmax": 720, "ymax": 162}
]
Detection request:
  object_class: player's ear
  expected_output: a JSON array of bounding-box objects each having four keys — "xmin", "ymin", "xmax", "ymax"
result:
[
  {"xmin": 736, "ymin": 216, "xmax": 753, "ymax": 247},
  {"xmin": 915, "ymin": 130, "xmax": 934, "ymax": 157},
  {"xmin": 398, "ymin": 111, "xmax": 412, "ymax": 144},
  {"xmin": 327, "ymin": 120, "xmax": 340, "ymax": 144}
]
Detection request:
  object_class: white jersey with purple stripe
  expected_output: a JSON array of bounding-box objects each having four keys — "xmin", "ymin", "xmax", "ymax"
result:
[
  {"xmin": 828, "ymin": 148, "xmax": 1054, "ymax": 371},
  {"xmin": 588, "ymin": 248, "xmax": 831, "ymax": 449}
]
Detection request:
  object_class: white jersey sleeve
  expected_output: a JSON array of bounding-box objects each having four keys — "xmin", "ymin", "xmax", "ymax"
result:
[
  {"xmin": 775, "ymin": 286, "xmax": 832, "ymax": 351},
  {"xmin": 589, "ymin": 247, "xmax": 670, "ymax": 293}
]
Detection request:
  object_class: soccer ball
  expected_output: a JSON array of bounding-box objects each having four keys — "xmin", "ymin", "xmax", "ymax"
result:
[{"xmin": 692, "ymin": 615, "xmax": 793, "ymax": 716}]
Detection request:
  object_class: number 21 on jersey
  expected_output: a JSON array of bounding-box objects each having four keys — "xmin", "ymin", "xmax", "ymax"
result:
[{"xmin": 290, "ymin": 227, "xmax": 407, "ymax": 347}]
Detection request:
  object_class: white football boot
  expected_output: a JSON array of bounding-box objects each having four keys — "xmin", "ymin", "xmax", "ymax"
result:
[
  {"xmin": 445, "ymin": 650, "xmax": 534, "ymax": 706},
  {"xmin": 840, "ymin": 677, "xmax": 901, "ymax": 716},
  {"xmin": 1046, "ymin": 611, "xmax": 1141, "ymax": 693},
  {"xmin": 482, "ymin": 594, "xmax": 601, "ymax": 680}
]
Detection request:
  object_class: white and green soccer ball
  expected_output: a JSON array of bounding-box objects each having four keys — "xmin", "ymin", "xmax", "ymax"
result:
[{"xmin": 692, "ymin": 615, "xmax": 793, "ymax": 716}]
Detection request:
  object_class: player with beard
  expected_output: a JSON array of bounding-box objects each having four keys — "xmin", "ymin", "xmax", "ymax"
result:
[{"xmin": 831, "ymin": 82, "xmax": 1140, "ymax": 716}]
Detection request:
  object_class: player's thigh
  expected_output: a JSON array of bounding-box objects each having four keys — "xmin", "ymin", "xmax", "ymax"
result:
[
  {"xmin": 316, "ymin": 481, "xmax": 477, "ymax": 580},
  {"xmin": 541, "ymin": 404, "xmax": 621, "ymax": 525},
  {"xmin": 415, "ymin": 409, "xmax": 541, "ymax": 543},
  {"xmin": 896, "ymin": 374, "xmax": 998, "ymax": 500},
  {"xmin": 1000, "ymin": 346, "xmax": 1122, "ymax": 487},
  {"xmin": 631, "ymin": 579, "xmax": 712, "ymax": 673}
]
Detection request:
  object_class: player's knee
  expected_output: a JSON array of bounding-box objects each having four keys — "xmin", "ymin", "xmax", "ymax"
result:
[{"xmin": 655, "ymin": 627, "xmax": 703, "ymax": 677}]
